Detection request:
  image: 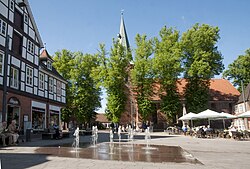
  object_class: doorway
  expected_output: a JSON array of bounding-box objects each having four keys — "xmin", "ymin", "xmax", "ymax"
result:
[{"xmin": 7, "ymin": 105, "xmax": 20, "ymax": 126}]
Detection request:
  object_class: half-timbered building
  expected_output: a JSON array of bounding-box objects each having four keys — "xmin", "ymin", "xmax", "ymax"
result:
[{"xmin": 0, "ymin": 0, "xmax": 66, "ymax": 131}]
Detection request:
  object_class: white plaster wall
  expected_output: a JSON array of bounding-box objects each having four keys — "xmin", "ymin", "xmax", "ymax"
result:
[
  {"xmin": 21, "ymin": 72, "xmax": 25, "ymax": 81},
  {"xmin": 0, "ymin": 36, "xmax": 5, "ymax": 47},
  {"xmin": 34, "ymin": 55, "xmax": 38, "ymax": 65},
  {"xmin": 26, "ymin": 86, "xmax": 33, "ymax": 94},
  {"xmin": 24, "ymin": 23, "xmax": 28, "ymax": 34},
  {"xmin": 8, "ymin": 25, "xmax": 13, "ymax": 37},
  {"xmin": 62, "ymin": 83, "xmax": 66, "ymax": 89},
  {"xmin": 21, "ymin": 82, "xmax": 25, "ymax": 91},
  {"xmin": 0, "ymin": 76, "xmax": 3, "ymax": 85},
  {"xmin": 34, "ymin": 68, "xmax": 38, "ymax": 77},
  {"xmin": 62, "ymin": 90, "xmax": 65, "ymax": 96},
  {"xmin": 23, "ymin": 36, "xmax": 27, "ymax": 47},
  {"xmin": 1, "ymin": 0, "xmax": 8, "ymax": 6},
  {"xmin": 34, "ymin": 86, "xmax": 37, "ymax": 95},
  {"xmin": 62, "ymin": 97, "xmax": 66, "ymax": 103},
  {"xmin": 21, "ymin": 62, "xmax": 25, "ymax": 71},
  {"xmin": 8, "ymin": 10, "xmax": 13, "ymax": 22},
  {"xmin": 22, "ymin": 48, "xmax": 26, "ymax": 58},
  {"xmin": 38, "ymin": 90, "xmax": 44, "ymax": 97},
  {"xmin": 11, "ymin": 56, "xmax": 20, "ymax": 68},
  {"xmin": 35, "ymin": 46, "xmax": 39, "ymax": 55},
  {"xmin": 34, "ymin": 77, "xmax": 38, "ymax": 86},
  {"xmin": 27, "ymin": 52, "xmax": 33, "ymax": 63},
  {"xmin": 49, "ymin": 94, "xmax": 53, "ymax": 100},
  {"xmin": 28, "ymin": 28, "xmax": 35, "ymax": 40},
  {"xmin": 0, "ymin": 2, "xmax": 8, "ymax": 18}
]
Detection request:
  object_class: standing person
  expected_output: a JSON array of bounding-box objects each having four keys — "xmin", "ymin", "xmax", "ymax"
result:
[
  {"xmin": 8, "ymin": 120, "xmax": 19, "ymax": 145},
  {"xmin": 0, "ymin": 121, "xmax": 13, "ymax": 146}
]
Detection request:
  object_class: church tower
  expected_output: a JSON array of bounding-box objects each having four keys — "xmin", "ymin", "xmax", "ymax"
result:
[{"xmin": 117, "ymin": 12, "xmax": 130, "ymax": 50}]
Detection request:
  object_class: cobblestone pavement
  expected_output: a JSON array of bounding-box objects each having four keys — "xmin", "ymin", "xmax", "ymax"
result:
[{"xmin": 0, "ymin": 131, "xmax": 250, "ymax": 169}]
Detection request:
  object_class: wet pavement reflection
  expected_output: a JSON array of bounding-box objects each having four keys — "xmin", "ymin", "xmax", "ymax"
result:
[{"xmin": 35, "ymin": 142, "xmax": 202, "ymax": 164}]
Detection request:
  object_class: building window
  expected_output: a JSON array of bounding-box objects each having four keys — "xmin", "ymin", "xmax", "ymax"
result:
[
  {"xmin": 12, "ymin": 32, "xmax": 22, "ymax": 56},
  {"xmin": 47, "ymin": 61, "xmax": 52, "ymax": 70},
  {"xmin": 49, "ymin": 77, "xmax": 53, "ymax": 93},
  {"xmin": 57, "ymin": 81, "xmax": 61, "ymax": 96},
  {"xmin": 27, "ymin": 40, "xmax": 34, "ymax": 54},
  {"xmin": 0, "ymin": 52, "xmax": 3, "ymax": 75},
  {"xmin": 24, "ymin": 14, "xmax": 28, "ymax": 23},
  {"xmin": 10, "ymin": 0, "xmax": 14, "ymax": 11},
  {"xmin": 26, "ymin": 66, "xmax": 33, "ymax": 86},
  {"xmin": 0, "ymin": 19, "xmax": 7, "ymax": 36},
  {"xmin": 10, "ymin": 67, "xmax": 19, "ymax": 89},
  {"xmin": 39, "ymin": 72, "xmax": 44, "ymax": 90}
]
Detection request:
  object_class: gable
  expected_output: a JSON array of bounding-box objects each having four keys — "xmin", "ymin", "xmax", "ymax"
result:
[{"xmin": 22, "ymin": 0, "xmax": 43, "ymax": 47}]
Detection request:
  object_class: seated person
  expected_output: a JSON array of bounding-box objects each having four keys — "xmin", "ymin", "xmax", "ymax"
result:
[
  {"xmin": 8, "ymin": 120, "xmax": 19, "ymax": 145},
  {"xmin": 0, "ymin": 121, "xmax": 13, "ymax": 146},
  {"xmin": 182, "ymin": 125, "xmax": 188, "ymax": 135},
  {"xmin": 198, "ymin": 126, "xmax": 206, "ymax": 137},
  {"xmin": 53, "ymin": 123, "xmax": 60, "ymax": 139}
]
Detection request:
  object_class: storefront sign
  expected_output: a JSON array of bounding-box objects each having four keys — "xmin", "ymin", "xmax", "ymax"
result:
[{"xmin": 8, "ymin": 97, "xmax": 20, "ymax": 106}]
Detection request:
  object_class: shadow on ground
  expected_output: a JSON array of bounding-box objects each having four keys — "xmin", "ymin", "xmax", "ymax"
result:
[{"xmin": 0, "ymin": 153, "xmax": 49, "ymax": 169}]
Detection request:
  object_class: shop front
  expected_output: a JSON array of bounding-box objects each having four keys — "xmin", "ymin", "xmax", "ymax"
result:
[
  {"xmin": 31, "ymin": 101, "xmax": 46, "ymax": 131},
  {"xmin": 49, "ymin": 105, "xmax": 61, "ymax": 129}
]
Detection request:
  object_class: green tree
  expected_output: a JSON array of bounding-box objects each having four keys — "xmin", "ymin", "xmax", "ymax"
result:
[
  {"xmin": 53, "ymin": 50, "xmax": 101, "ymax": 126},
  {"xmin": 153, "ymin": 26, "xmax": 182, "ymax": 122},
  {"xmin": 94, "ymin": 42, "xmax": 131, "ymax": 123},
  {"xmin": 53, "ymin": 49, "xmax": 75, "ymax": 123},
  {"xmin": 181, "ymin": 23, "xmax": 224, "ymax": 113},
  {"xmin": 223, "ymin": 49, "xmax": 250, "ymax": 90},
  {"xmin": 72, "ymin": 53, "xmax": 101, "ymax": 127},
  {"xmin": 131, "ymin": 34, "xmax": 154, "ymax": 122}
]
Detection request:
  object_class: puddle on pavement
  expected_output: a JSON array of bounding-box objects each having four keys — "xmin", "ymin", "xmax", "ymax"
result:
[{"xmin": 35, "ymin": 142, "xmax": 202, "ymax": 164}]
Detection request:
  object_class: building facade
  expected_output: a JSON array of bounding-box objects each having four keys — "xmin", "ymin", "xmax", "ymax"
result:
[
  {"xmin": 234, "ymin": 83, "xmax": 250, "ymax": 130},
  {"xmin": 0, "ymin": 0, "xmax": 66, "ymax": 131},
  {"xmin": 120, "ymin": 79, "xmax": 240, "ymax": 129}
]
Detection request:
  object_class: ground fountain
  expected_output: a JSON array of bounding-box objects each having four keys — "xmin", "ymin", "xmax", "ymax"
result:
[
  {"xmin": 145, "ymin": 127, "xmax": 151, "ymax": 149},
  {"xmin": 35, "ymin": 126, "xmax": 202, "ymax": 164},
  {"xmin": 109, "ymin": 129, "xmax": 114, "ymax": 143},
  {"xmin": 72, "ymin": 127, "xmax": 80, "ymax": 150},
  {"xmin": 91, "ymin": 126, "xmax": 98, "ymax": 147}
]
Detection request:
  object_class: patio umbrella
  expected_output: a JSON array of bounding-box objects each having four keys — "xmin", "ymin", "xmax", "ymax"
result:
[
  {"xmin": 237, "ymin": 111, "xmax": 250, "ymax": 118},
  {"xmin": 196, "ymin": 109, "xmax": 226, "ymax": 126},
  {"xmin": 179, "ymin": 112, "xmax": 198, "ymax": 127},
  {"xmin": 219, "ymin": 112, "xmax": 237, "ymax": 129}
]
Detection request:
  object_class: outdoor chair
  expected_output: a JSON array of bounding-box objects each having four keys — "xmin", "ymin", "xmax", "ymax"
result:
[{"xmin": 231, "ymin": 131, "xmax": 243, "ymax": 140}]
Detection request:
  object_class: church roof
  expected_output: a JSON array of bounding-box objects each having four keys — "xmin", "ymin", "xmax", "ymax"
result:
[
  {"xmin": 151, "ymin": 79, "xmax": 240, "ymax": 101},
  {"xmin": 118, "ymin": 13, "xmax": 130, "ymax": 50}
]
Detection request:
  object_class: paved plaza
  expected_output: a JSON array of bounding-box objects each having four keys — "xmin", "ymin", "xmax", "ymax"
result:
[{"xmin": 0, "ymin": 131, "xmax": 250, "ymax": 169}]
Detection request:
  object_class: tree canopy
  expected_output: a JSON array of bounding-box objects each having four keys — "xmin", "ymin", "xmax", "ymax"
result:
[
  {"xmin": 131, "ymin": 34, "xmax": 154, "ymax": 122},
  {"xmin": 94, "ymin": 41, "xmax": 132, "ymax": 123},
  {"xmin": 181, "ymin": 24, "xmax": 224, "ymax": 113},
  {"xmin": 153, "ymin": 26, "xmax": 182, "ymax": 120},
  {"xmin": 53, "ymin": 50, "xmax": 101, "ymax": 126},
  {"xmin": 223, "ymin": 49, "xmax": 250, "ymax": 90}
]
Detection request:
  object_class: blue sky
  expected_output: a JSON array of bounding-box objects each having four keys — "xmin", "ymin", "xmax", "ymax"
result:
[{"xmin": 29, "ymin": 0, "xmax": 250, "ymax": 113}]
